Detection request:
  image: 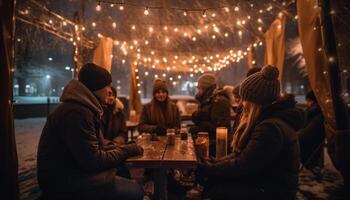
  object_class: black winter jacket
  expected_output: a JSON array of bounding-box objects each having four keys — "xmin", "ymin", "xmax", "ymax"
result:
[{"xmin": 37, "ymin": 80, "xmax": 141, "ymax": 198}]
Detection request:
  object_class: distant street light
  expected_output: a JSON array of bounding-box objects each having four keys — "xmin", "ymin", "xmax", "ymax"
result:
[
  {"xmin": 48, "ymin": 57, "xmax": 53, "ymax": 61},
  {"xmin": 46, "ymin": 74, "xmax": 51, "ymax": 79},
  {"xmin": 65, "ymin": 66, "xmax": 71, "ymax": 70}
]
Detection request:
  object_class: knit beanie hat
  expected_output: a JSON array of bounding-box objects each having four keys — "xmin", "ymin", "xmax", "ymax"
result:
[
  {"xmin": 240, "ymin": 65, "xmax": 280, "ymax": 105},
  {"xmin": 153, "ymin": 78, "xmax": 168, "ymax": 95},
  {"xmin": 197, "ymin": 73, "xmax": 217, "ymax": 89},
  {"xmin": 78, "ymin": 63, "xmax": 112, "ymax": 92}
]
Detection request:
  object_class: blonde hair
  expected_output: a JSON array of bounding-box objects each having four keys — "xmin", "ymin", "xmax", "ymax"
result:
[{"xmin": 231, "ymin": 101, "xmax": 261, "ymax": 151}]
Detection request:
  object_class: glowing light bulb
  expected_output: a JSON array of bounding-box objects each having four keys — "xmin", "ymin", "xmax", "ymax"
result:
[
  {"xmin": 234, "ymin": 6, "xmax": 239, "ymax": 11},
  {"xmin": 112, "ymin": 22, "xmax": 117, "ymax": 28},
  {"xmin": 96, "ymin": 4, "xmax": 101, "ymax": 11},
  {"xmin": 144, "ymin": 8, "xmax": 149, "ymax": 15},
  {"xmin": 119, "ymin": 5, "xmax": 124, "ymax": 10},
  {"xmin": 92, "ymin": 22, "xmax": 96, "ymax": 27},
  {"xmin": 224, "ymin": 33, "xmax": 229, "ymax": 37},
  {"xmin": 183, "ymin": 11, "xmax": 187, "ymax": 16}
]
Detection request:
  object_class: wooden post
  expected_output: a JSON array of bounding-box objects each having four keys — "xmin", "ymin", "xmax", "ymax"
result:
[{"xmin": 0, "ymin": 0, "xmax": 19, "ymax": 199}]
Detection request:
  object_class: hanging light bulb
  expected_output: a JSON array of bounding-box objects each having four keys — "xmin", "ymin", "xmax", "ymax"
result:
[
  {"xmin": 119, "ymin": 5, "xmax": 124, "ymax": 10},
  {"xmin": 92, "ymin": 22, "xmax": 96, "ymax": 27},
  {"xmin": 131, "ymin": 25, "xmax": 136, "ymax": 30},
  {"xmin": 144, "ymin": 8, "xmax": 149, "ymax": 15},
  {"xmin": 202, "ymin": 10, "xmax": 207, "ymax": 18},
  {"xmin": 96, "ymin": 2, "xmax": 101, "ymax": 11},
  {"xmin": 183, "ymin": 10, "xmax": 187, "ymax": 16},
  {"xmin": 163, "ymin": 26, "xmax": 168, "ymax": 31},
  {"xmin": 234, "ymin": 6, "xmax": 239, "ymax": 11},
  {"xmin": 149, "ymin": 26, "xmax": 153, "ymax": 32},
  {"xmin": 224, "ymin": 32, "xmax": 229, "ymax": 37},
  {"xmin": 224, "ymin": 7, "xmax": 230, "ymax": 12},
  {"xmin": 112, "ymin": 22, "xmax": 117, "ymax": 28}
]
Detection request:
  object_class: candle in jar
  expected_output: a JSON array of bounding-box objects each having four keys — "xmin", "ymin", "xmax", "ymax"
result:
[{"xmin": 216, "ymin": 127, "xmax": 227, "ymax": 159}]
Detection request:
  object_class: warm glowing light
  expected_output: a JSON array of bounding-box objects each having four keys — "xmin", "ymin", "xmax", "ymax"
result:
[
  {"xmin": 96, "ymin": 4, "xmax": 101, "ymax": 11},
  {"xmin": 144, "ymin": 8, "xmax": 149, "ymax": 15},
  {"xmin": 92, "ymin": 22, "xmax": 96, "ymax": 27},
  {"xmin": 119, "ymin": 5, "xmax": 124, "ymax": 10}
]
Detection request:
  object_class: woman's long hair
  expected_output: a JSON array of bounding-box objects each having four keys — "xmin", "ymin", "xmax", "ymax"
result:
[
  {"xmin": 149, "ymin": 94, "xmax": 177, "ymax": 125},
  {"xmin": 231, "ymin": 101, "xmax": 262, "ymax": 151}
]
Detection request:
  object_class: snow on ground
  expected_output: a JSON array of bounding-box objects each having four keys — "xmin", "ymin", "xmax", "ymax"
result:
[{"xmin": 15, "ymin": 117, "xmax": 344, "ymax": 200}]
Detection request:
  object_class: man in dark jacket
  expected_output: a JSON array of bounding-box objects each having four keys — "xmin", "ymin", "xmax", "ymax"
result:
[
  {"xmin": 37, "ymin": 63, "xmax": 144, "ymax": 200},
  {"xmin": 298, "ymin": 90, "xmax": 325, "ymax": 170},
  {"xmin": 189, "ymin": 73, "xmax": 231, "ymax": 156}
]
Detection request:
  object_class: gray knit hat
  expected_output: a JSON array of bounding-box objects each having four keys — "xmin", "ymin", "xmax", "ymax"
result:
[
  {"xmin": 240, "ymin": 65, "xmax": 280, "ymax": 105},
  {"xmin": 197, "ymin": 73, "xmax": 217, "ymax": 89}
]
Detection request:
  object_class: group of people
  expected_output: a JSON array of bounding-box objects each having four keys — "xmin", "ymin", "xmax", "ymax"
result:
[{"xmin": 37, "ymin": 62, "xmax": 325, "ymax": 200}]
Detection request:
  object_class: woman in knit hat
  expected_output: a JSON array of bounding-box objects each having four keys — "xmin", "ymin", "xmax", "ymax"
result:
[
  {"xmin": 195, "ymin": 65, "xmax": 304, "ymax": 200},
  {"xmin": 138, "ymin": 78, "xmax": 180, "ymax": 135}
]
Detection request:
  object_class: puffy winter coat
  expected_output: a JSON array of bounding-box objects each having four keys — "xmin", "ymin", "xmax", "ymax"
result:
[{"xmin": 37, "ymin": 80, "xmax": 141, "ymax": 198}]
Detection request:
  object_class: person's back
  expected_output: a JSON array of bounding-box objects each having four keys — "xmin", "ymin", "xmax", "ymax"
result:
[
  {"xmin": 37, "ymin": 63, "xmax": 143, "ymax": 200},
  {"xmin": 298, "ymin": 90, "xmax": 325, "ymax": 170}
]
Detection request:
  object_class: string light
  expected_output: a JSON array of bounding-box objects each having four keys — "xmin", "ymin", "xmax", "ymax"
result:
[
  {"xmin": 119, "ymin": 5, "xmax": 124, "ymax": 10},
  {"xmin": 96, "ymin": 3, "xmax": 101, "ymax": 11},
  {"xmin": 183, "ymin": 10, "xmax": 187, "ymax": 16},
  {"xmin": 144, "ymin": 8, "xmax": 149, "ymax": 15}
]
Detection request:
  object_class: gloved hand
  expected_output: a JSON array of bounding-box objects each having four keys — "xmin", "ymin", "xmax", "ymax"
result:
[
  {"xmin": 154, "ymin": 125, "xmax": 167, "ymax": 135},
  {"xmin": 121, "ymin": 143, "xmax": 144, "ymax": 157}
]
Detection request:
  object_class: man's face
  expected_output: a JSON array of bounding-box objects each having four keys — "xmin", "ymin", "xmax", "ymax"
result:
[
  {"xmin": 93, "ymin": 85, "xmax": 112, "ymax": 105},
  {"xmin": 196, "ymin": 85, "xmax": 204, "ymax": 97},
  {"xmin": 154, "ymin": 89, "xmax": 167, "ymax": 102},
  {"xmin": 106, "ymin": 90, "xmax": 116, "ymax": 105},
  {"xmin": 233, "ymin": 95, "xmax": 241, "ymax": 105},
  {"xmin": 306, "ymin": 99, "xmax": 315, "ymax": 109}
]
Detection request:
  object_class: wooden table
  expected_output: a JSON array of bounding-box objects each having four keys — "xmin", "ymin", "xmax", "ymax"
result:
[
  {"xmin": 126, "ymin": 136, "xmax": 197, "ymax": 200},
  {"xmin": 126, "ymin": 121, "xmax": 138, "ymax": 140}
]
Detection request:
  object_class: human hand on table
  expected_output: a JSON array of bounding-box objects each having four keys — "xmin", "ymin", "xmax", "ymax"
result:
[{"xmin": 121, "ymin": 143, "xmax": 144, "ymax": 157}]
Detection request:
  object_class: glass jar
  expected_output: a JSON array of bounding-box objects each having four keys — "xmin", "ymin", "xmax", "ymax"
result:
[{"xmin": 195, "ymin": 132, "xmax": 209, "ymax": 158}]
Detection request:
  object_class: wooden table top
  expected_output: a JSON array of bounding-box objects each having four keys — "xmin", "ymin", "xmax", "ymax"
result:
[{"xmin": 126, "ymin": 136, "xmax": 197, "ymax": 168}]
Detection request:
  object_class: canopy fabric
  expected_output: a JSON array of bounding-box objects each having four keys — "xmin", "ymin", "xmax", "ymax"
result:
[
  {"xmin": 92, "ymin": 36, "xmax": 113, "ymax": 72},
  {"xmin": 264, "ymin": 14, "xmax": 286, "ymax": 81},
  {"xmin": 129, "ymin": 63, "xmax": 142, "ymax": 116},
  {"xmin": 297, "ymin": 0, "xmax": 350, "ymax": 178},
  {"xmin": 0, "ymin": 0, "xmax": 19, "ymax": 199}
]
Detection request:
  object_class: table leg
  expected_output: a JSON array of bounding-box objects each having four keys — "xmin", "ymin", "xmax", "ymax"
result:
[{"xmin": 154, "ymin": 169, "xmax": 167, "ymax": 200}]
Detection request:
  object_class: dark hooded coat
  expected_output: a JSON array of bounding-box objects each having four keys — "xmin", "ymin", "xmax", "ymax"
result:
[{"xmin": 37, "ymin": 80, "xmax": 140, "ymax": 199}]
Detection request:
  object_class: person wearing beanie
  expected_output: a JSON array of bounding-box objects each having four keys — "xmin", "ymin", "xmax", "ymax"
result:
[
  {"xmin": 195, "ymin": 65, "xmax": 303, "ymax": 200},
  {"xmin": 298, "ymin": 90, "xmax": 325, "ymax": 171},
  {"xmin": 138, "ymin": 78, "xmax": 180, "ymax": 136},
  {"xmin": 37, "ymin": 63, "xmax": 144, "ymax": 199},
  {"xmin": 189, "ymin": 73, "xmax": 231, "ymax": 156}
]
